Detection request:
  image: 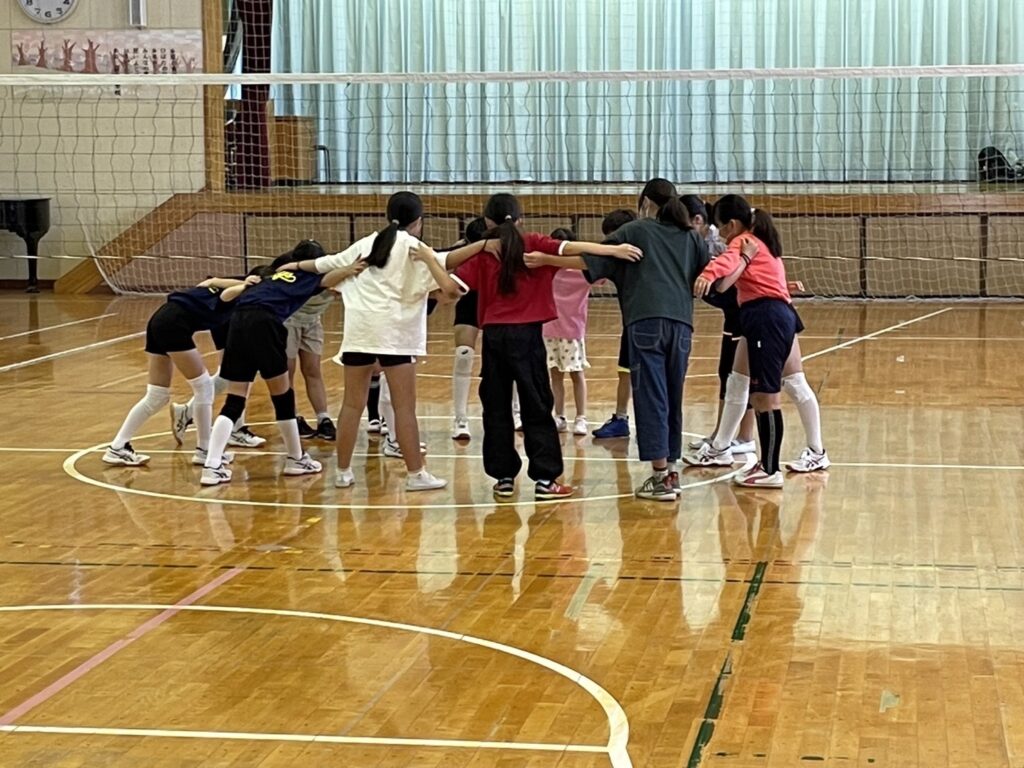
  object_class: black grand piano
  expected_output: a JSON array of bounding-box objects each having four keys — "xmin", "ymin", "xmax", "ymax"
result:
[{"xmin": 1, "ymin": 197, "xmax": 50, "ymax": 293}]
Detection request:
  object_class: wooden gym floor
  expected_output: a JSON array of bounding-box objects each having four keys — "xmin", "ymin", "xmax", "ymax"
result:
[{"xmin": 1, "ymin": 293, "xmax": 1023, "ymax": 767}]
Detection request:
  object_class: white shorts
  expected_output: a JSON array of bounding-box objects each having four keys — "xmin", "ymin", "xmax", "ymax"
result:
[{"xmin": 544, "ymin": 337, "xmax": 590, "ymax": 373}]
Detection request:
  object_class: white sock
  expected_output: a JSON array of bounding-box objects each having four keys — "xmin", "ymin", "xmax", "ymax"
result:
[
  {"xmin": 783, "ymin": 372, "xmax": 823, "ymax": 453},
  {"xmin": 187, "ymin": 372, "xmax": 215, "ymax": 450},
  {"xmin": 278, "ymin": 419, "xmax": 303, "ymax": 460},
  {"xmin": 112, "ymin": 384, "xmax": 170, "ymax": 449},
  {"xmin": 234, "ymin": 410, "xmax": 246, "ymax": 431},
  {"xmin": 316, "ymin": 411, "xmax": 331, "ymax": 423},
  {"xmin": 512, "ymin": 385, "xmax": 520, "ymax": 416},
  {"xmin": 712, "ymin": 373, "xmax": 750, "ymax": 451},
  {"xmin": 379, "ymin": 374, "xmax": 396, "ymax": 430},
  {"xmin": 205, "ymin": 415, "xmax": 234, "ymax": 468},
  {"xmin": 452, "ymin": 345, "xmax": 474, "ymax": 422}
]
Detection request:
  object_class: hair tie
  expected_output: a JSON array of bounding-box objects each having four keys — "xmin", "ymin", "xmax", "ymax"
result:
[
  {"xmin": 390, "ymin": 219, "xmax": 399, "ymax": 225},
  {"xmin": 504, "ymin": 215, "xmax": 513, "ymax": 221},
  {"xmin": 750, "ymin": 208, "xmax": 757, "ymax": 215}
]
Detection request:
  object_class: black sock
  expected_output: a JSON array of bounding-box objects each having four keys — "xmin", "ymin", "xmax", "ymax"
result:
[
  {"xmin": 756, "ymin": 409, "xmax": 784, "ymax": 474},
  {"xmin": 367, "ymin": 374, "xmax": 381, "ymax": 421}
]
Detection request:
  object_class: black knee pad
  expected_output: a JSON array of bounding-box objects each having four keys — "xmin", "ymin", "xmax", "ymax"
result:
[
  {"xmin": 271, "ymin": 389, "xmax": 296, "ymax": 421},
  {"xmin": 220, "ymin": 393, "xmax": 247, "ymax": 423}
]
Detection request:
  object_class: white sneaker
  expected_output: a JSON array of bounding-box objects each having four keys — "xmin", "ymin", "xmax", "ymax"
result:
[
  {"xmin": 192, "ymin": 448, "xmax": 234, "ymax": 466},
  {"xmin": 734, "ymin": 464, "xmax": 784, "ymax": 489},
  {"xmin": 554, "ymin": 416, "xmax": 568, "ymax": 433},
  {"xmin": 730, "ymin": 439, "xmax": 757, "ymax": 454},
  {"xmin": 572, "ymin": 416, "xmax": 588, "ymax": 436},
  {"xmin": 335, "ymin": 467, "xmax": 355, "ymax": 488},
  {"xmin": 170, "ymin": 402, "xmax": 191, "ymax": 446},
  {"xmin": 682, "ymin": 442, "xmax": 734, "ymax": 467},
  {"xmin": 284, "ymin": 452, "xmax": 323, "ymax": 476},
  {"xmin": 785, "ymin": 448, "xmax": 831, "ymax": 473},
  {"xmin": 366, "ymin": 418, "xmax": 382, "ymax": 434},
  {"xmin": 200, "ymin": 464, "xmax": 232, "ymax": 486},
  {"xmin": 687, "ymin": 436, "xmax": 711, "ymax": 450},
  {"xmin": 228, "ymin": 427, "xmax": 265, "ymax": 448},
  {"xmin": 451, "ymin": 419, "xmax": 471, "ymax": 441},
  {"xmin": 383, "ymin": 437, "xmax": 427, "ymax": 459},
  {"xmin": 406, "ymin": 469, "xmax": 447, "ymax": 491},
  {"xmin": 102, "ymin": 443, "xmax": 150, "ymax": 467}
]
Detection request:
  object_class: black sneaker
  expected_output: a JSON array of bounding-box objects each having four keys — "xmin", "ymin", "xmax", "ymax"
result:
[
  {"xmin": 316, "ymin": 417, "xmax": 337, "ymax": 441},
  {"xmin": 296, "ymin": 416, "xmax": 317, "ymax": 439},
  {"xmin": 635, "ymin": 474, "xmax": 678, "ymax": 502},
  {"xmin": 493, "ymin": 478, "xmax": 515, "ymax": 497}
]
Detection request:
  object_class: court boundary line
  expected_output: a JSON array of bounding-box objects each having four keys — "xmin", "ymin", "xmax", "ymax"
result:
[
  {"xmin": 0, "ymin": 332, "xmax": 144, "ymax": 374},
  {"xmin": 0, "ymin": 603, "xmax": 633, "ymax": 766},
  {"xmin": 802, "ymin": 307, "xmax": 952, "ymax": 361},
  {"xmin": 0, "ymin": 314, "xmax": 117, "ymax": 342}
]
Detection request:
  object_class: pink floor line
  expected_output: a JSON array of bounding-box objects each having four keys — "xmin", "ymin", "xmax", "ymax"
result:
[{"xmin": 0, "ymin": 566, "xmax": 245, "ymax": 726}]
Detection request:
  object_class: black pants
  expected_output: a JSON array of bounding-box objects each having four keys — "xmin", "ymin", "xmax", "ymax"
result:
[{"xmin": 480, "ymin": 323, "xmax": 563, "ymax": 482}]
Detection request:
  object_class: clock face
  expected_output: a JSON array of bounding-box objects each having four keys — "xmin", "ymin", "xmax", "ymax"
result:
[{"xmin": 17, "ymin": 0, "xmax": 80, "ymax": 25}]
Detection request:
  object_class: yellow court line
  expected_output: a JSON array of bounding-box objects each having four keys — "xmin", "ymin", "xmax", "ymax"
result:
[{"xmin": 0, "ymin": 603, "xmax": 634, "ymax": 767}]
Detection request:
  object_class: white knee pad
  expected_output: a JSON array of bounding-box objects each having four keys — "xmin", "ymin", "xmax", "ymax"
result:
[
  {"xmin": 782, "ymin": 372, "xmax": 813, "ymax": 404},
  {"xmin": 723, "ymin": 372, "xmax": 750, "ymax": 406},
  {"xmin": 188, "ymin": 372, "xmax": 215, "ymax": 407},
  {"xmin": 142, "ymin": 384, "xmax": 171, "ymax": 414},
  {"xmin": 453, "ymin": 345, "xmax": 474, "ymax": 375}
]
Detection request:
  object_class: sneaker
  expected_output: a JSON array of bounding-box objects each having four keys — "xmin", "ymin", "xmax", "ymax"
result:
[
  {"xmin": 406, "ymin": 469, "xmax": 447, "ymax": 491},
  {"xmin": 366, "ymin": 418, "xmax": 383, "ymax": 434},
  {"xmin": 296, "ymin": 416, "xmax": 317, "ymax": 439},
  {"xmin": 228, "ymin": 426, "xmax": 266, "ymax": 448},
  {"xmin": 102, "ymin": 443, "xmax": 150, "ymax": 467},
  {"xmin": 383, "ymin": 437, "xmax": 427, "ymax": 459},
  {"xmin": 380, "ymin": 419, "xmax": 390, "ymax": 436},
  {"xmin": 535, "ymin": 480, "xmax": 574, "ymax": 500},
  {"xmin": 731, "ymin": 438, "xmax": 757, "ymax": 454},
  {"xmin": 785, "ymin": 448, "xmax": 832, "ymax": 473},
  {"xmin": 572, "ymin": 416, "xmax": 588, "ymax": 436},
  {"xmin": 734, "ymin": 464, "xmax": 784, "ymax": 489},
  {"xmin": 200, "ymin": 464, "xmax": 232, "ymax": 486},
  {"xmin": 192, "ymin": 447, "xmax": 234, "ymax": 466},
  {"xmin": 283, "ymin": 452, "xmax": 323, "ymax": 476},
  {"xmin": 667, "ymin": 471, "xmax": 682, "ymax": 496},
  {"xmin": 335, "ymin": 467, "xmax": 355, "ymax": 488},
  {"xmin": 635, "ymin": 474, "xmax": 678, "ymax": 502},
  {"xmin": 554, "ymin": 415, "xmax": 568, "ymax": 433},
  {"xmin": 316, "ymin": 417, "xmax": 337, "ymax": 441},
  {"xmin": 592, "ymin": 414, "xmax": 630, "ymax": 439},
  {"xmin": 493, "ymin": 478, "xmax": 516, "ymax": 497},
  {"xmin": 687, "ymin": 436, "xmax": 711, "ymax": 450},
  {"xmin": 683, "ymin": 442, "xmax": 734, "ymax": 467},
  {"xmin": 169, "ymin": 402, "xmax": 191, "ymax": 446},
  {"xmin": 451, "ymin": 419, "xmax": 472, "ymax": 441}
]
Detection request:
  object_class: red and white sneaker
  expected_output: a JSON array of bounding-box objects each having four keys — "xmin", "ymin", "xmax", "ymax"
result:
[
  {"xmin": 535, "ymin": 480, "xmax": 574, "ymax": 500},
  {"xmin": 734, "ymin": 463, "xmax": 784, "ymax": 489},
  {"xmin": 785, "ymin": 448, "xmax": 831, "ymax": 473}
]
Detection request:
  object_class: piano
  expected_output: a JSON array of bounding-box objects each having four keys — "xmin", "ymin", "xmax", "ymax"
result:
[{"xmin": 1, "ymin": 197, "xmax": 51, "ymax": 293}]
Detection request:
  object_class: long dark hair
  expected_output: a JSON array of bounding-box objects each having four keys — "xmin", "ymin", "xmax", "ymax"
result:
[
  {"xmin": 638, "ymin": 177, "xmax": 692, "ymax": 230},
  {"xmin": 483, "ymin": 193, "xmax": 526, "ymax": 295},
  {"xmin": 713, "ymin": 194, "xmax": 783, "ymax": 259},
  {"xmin": 550, "ymin": 227, "xmax": 576, "ymax": 241},
  {"xmin": 366, "ymin": 192, "xmax": 424, "ymax": 268},
  {"xmin": 601, "ymin": 208, "xmax": 636, "ymax": 236},
  {"xmin": 464, "ymin": 216, "xmax": 488, "ymax": 243}
]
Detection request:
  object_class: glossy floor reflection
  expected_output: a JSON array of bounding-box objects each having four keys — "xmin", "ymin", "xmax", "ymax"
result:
[{"xmin": 1, "ymin": 294, "xmax": 1023, "ymax": 766}]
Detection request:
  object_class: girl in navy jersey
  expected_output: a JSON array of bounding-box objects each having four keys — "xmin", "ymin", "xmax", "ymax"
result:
[
  {"xmin": 103, "ymin": 273, "xmax": 258, "ymax": 467},
  {"xmin": 420, "ymin": 193, "xmax": 642, "ymax": 500},
  {"xmin": 200, "ymin": 241, "xmax": 365, "ymax": 486}
]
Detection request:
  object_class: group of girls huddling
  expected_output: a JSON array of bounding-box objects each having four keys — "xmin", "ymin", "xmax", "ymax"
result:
[{"xmin": 103, "ymin": 177, "xmax": 828, "ymax": 502}]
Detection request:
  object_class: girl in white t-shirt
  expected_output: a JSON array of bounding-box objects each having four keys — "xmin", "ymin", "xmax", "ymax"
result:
[{"xmin": 285, "ymin": 192, "xmax": 464, "ymax": 491}]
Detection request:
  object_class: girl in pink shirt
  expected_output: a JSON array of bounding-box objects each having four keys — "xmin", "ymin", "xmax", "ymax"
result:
[{"xmin": 543, "ymin": 228, "xmax": 592, "ymax": 435}]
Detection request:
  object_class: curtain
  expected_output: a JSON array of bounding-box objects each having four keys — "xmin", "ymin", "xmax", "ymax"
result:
[{"xmin": 269, "ymin": 0, "xmax": 1024, "ymax": 182}]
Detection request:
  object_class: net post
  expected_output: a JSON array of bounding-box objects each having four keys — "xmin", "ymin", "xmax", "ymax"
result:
[
  {"xmin": 979, "ymin": 214, "xmax": 990, "ymax": 299},
  {"xmin": 858, "ymin": 215, "xmax": 868, "ymax": 298},
  {"xmin": 202, "ymin": 0, "xmax": 226, "ymax": 192}
]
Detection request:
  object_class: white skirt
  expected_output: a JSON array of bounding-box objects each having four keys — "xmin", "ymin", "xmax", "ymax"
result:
[{"xmin": 544, "ymin": 337, "xmax": 590, "ymax": 373}]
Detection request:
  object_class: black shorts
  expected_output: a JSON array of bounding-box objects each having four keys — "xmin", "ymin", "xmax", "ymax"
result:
[
  {"xmin": 341, "ymin": 352, "xmax": 413, "ymax": 368},
  {"xmin": 739, "ymin": 298, "xmax": 799, "ymax": 395},
  {"xmin": 144, "ymin": 302, "xmax": 204, "ymax": 356},
  {"xmin": 453, "ymin": 290, "xmax": 479, "ymax": 328},
  {"xmin": 210, "ymin": 323, "xmax": 229, "ymax": 351},
  {"xmin": 617, "ymin": 330, "xmax": 629, "ymax": 372},
  {"xmin": 219, "ymin": 306, "xmax": 289, "ymax": 382}
]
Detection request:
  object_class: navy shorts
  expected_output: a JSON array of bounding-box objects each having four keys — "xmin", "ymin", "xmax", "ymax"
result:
[
  {"xmin": 739, "ymin": 298, "xmax": 800, "ymax": 395},
  {"xmin": 341, "ymin": 352, "xmax": 413, "ymax": 367},
  {"xmin": 453, "ymin": 290, "xmax": 479, "ymax": 328},
  {"xmin": 219, "ymin": 306, "xmax": 289, "ymax": 383},
  {"xmin": 144, "ymin": 302, "xmax": 203, "ymax": 356}
]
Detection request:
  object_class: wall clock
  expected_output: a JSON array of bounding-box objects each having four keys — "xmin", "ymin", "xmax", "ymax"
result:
[{"xmin": 17, "ymin": 0, "xmax": 81, "ymax": 24}]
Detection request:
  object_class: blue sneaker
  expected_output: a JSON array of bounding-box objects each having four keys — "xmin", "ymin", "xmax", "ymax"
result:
[{"xmin": 592, "ymin": 414, "xmax": 630, "ymax": 439}]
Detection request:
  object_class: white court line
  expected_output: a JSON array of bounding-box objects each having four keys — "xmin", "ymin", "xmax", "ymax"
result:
[
  {"xmin": 0, "ymin": 603, "xmax": 633, "ymax": 766},
  {"xmin": 0, "ymin": 314, "xmax": 117, "ymax": 342},
  {"xmin": 0, "ymin": 724, "xmax": 607, "ymax": 754},
  {"xmin": 802, "ymin": 307, "xmax": 953, "ymax": 361},
  {"xmin": 832, "ymin": 462, "xmax": 1024, "ymax": 471},
  {"xmin": 0, "ymin": 333, "xmax": 144, "ymax": 375}
]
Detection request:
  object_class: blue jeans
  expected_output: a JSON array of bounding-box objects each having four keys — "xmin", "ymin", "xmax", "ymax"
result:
[{"xmin": 628, "ymin": 318, "xmax": 693, "ymax": 463}]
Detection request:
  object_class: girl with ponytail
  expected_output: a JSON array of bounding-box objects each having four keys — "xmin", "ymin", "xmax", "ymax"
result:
[
  {"xmin": 688, "ymin": 194, "xmax": 829, "ymax": 487},
  {"xmin": 291, "ymin": 192, "xmax": 465, "ymax": 493}
]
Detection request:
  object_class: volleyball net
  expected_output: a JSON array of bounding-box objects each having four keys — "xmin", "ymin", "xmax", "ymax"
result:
[{"xmin": 1, "ymin": 65, "xmax": 1023, "ymax": 297}]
